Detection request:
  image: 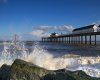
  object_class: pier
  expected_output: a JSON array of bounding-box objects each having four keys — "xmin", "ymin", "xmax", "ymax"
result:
[{"xmin": 42, "ymin": 24, "xmax": 100, "ymax": 45}]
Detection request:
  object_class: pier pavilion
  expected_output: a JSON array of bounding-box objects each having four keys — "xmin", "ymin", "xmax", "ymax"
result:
[{"xmin": 42, "ymin": 24, "xmax": 100, "ymax": 45}]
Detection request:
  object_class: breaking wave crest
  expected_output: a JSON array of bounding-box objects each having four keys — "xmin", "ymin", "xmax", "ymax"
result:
[{"xmin": 0, "ymin": 41, "xmax": 100, "ymax": 78}]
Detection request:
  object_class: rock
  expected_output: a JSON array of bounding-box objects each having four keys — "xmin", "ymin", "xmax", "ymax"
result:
[
  {"xmin": 65, "ymin": 70, "xmax": 98, "ymax": 80},
  {"xmin": 8, "ymin": 59, "xmax": 53, "ymax": 80},
  {"xmin": 0, "ymin": 64, "xmax": 10, "ymax": 80},
  {"xmin": 0, "ymin": 59, "xmax": 100, "ymax": 80},
  {"xmin": 42, "ymin": 70, "xmax": 100, "ymax": 80},
  {"xmin": 41, "ymin": 72, "xmax": 76, "ymax": 80}
]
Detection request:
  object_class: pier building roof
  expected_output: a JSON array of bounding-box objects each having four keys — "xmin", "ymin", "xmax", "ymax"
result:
[{"xmin": 73, "ymin": 24, "xmax": 96, "ymax": 32}]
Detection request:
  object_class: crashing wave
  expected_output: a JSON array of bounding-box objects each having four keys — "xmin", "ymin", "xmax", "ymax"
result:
[{"xmin": 0, "ymin": 41, "xmax": 100, "ymax": 78}]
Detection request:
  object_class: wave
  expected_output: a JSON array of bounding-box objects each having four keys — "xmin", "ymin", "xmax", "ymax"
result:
[{"xmin": 0, "ymin": 41, "xmax": 100, "ymax": 78}]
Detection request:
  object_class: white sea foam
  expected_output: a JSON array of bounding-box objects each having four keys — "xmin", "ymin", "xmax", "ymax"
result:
[
  {"xmin": 77, "ymin": 65, "xmax": 100, "ymax": 78},
  {"xmin": 0, "ymin": 41, "xmax": 100, "ymax": 78}
]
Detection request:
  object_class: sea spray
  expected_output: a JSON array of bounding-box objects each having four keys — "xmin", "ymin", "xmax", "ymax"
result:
[
  {"xmin": 0, "ymin": 41, "xmax": 29, "ymax": 67},
  {"xmin": 77, "ymin": 65, "xmax": 100, "ymax": 78},
  {"xmin": 26, "ymin": 42, "xmax": 79, "ymax": 70},
  {"xmin": 0, "ymin": 41, "xmax": 100, "ymax": 77}
]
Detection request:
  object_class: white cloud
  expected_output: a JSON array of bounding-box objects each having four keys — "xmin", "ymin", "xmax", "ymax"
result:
[
  {"xmin": 0, "ymin": 25, "xmax": 74, "ymax": 41},
  {"xmin": 30, "ymin": 25, "xmax": 74, "ymax": 39},
  {"xmin": 30, "ymin": 29, "xmax": 50, "ymax": 38},
  {"xmin": 30, "ymin": 25, "xmax": 52, "ymax": 38},
  {"xmin": 55, "ymin": 25, "xmax": 74, "ymax": 32},
  {"xmin": 36, "ymin": 25, "xmax": 74, "ymax": 33}
]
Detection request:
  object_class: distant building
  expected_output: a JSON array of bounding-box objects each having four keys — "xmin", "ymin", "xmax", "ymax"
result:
[
  {"xmin": 72, "ymin": 24, "xmax": 100, "ymax": 34},
  {"xmin": 50, "ymin": 32, "xmax": 57, "ymax": 37}
]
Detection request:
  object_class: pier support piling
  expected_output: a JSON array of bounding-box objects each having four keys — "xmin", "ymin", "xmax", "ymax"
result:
[
  {"xmin": 85, "ymin": 35, "xmax": 87, "ymax": 44},
  {"xmin": 90, "ymin": 35, "xmax": 91, "ymax": 45},
  {"xmin": 95, "ymin": 34, "xmax": 96, "ymax": 45}
]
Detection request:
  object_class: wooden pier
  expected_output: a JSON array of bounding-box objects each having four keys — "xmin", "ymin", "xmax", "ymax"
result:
[{"xmin": 42, "ymin": 24, "xmax": 100, "ymax": 45}]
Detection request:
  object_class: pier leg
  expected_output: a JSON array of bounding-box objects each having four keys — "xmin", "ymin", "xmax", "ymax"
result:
[
  {"xmin": 72, "ymin": 36, "xmax": 73, "ymax": 44},
  {"xmin": 54, "ymin": 38, "xmax": 55, "ymax": 42},
  {"xmin": 71, "ymin": 37, "xmax": 72, "ymax": 44},
  {"xmin": 65, "ymin": 37, "xmax": 67, "ymax": 43},
  {"xmin": 47, "ymin": 38, "xmax": 48, "ymax": 42},
  {"xmin": 51, "ymin": 38, "xmax": 52, "ymax": 42},
  {"xmin": 58, "ymin": 38, "xmax": 59, "ymax": 42},
  {"xmin": 64, "ymin": 37, "xmax": 65, "ymax": 43},
  {"xmin": 72, "ymin": 37, "xmax": 74, "ymax": 44},
  {"xmin": 76, "ymin": 36, "xmax": 78, "ymax": 44},
  {"xmin": 62, "ymin": 37, "xmax": 64, "ymax": 43},
  {"xmin": 69, "ymin": 37, "xmax": 70, "ymax": 43},
  {"xmin": 60, "ymin": 37, "xmax": 62, "ymax": 42},
  {"xmin": 78, "ymin": 36, "xmax": 80, "ymax": 44},
  {"xmin": 44, "ymin": 38, "xmax": 45, "ymax": 42},
  {"xmin": 61, "ymin": 37, "xmax": 62, "ymax": 42},
  {"xmin": 68, "ymin": 37, "xmax": 69, "ymax": 43},
  {"xmin": 75, "ymin": 36, "xmax": 76, "ymax": 44},
  {"xmin": 95, "ymin": 34, "xmax": 96, "ymax": 45},
  {"xmin": 42, "ymin": 38, "xmax": 43, "ymax": 42},
  {"xmin": 81, "ymin": 36, "xmax": 83, "ymax": 44},
  {"xmin": 90, "ymin": 35, "xmax": 91, "ymax": 45},
  {"xmin": 43, "ymin": 38, "xmax": 44, "ymax": 42},
  {"xmin": 65, "ymin": 37, "xmax": 66, "ymax": 43},
  {"xmin": 85, "ymin": 35, "xmax": 87, "ymax": 44},
  {"xmin": 56, "ymin": 38, "xmax": 57, "ymax": 42},
  {"xmin": 67, "ymin": 37, "xmax": 68, "ymax": 43},
  {"xmin": 74, "ymin": 36, "xmax": 75, "ymax": 44}
]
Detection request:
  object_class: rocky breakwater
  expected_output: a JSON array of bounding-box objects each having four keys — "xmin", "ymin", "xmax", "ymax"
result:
[{"xmin": 0, "ymin": 59, "xmax": 100, "ymax": 80}]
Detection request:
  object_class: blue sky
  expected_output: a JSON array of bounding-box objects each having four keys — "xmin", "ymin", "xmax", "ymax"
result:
[{"xmin": 0, "ymin": 0, "xmax": 100, "ymax": 40}]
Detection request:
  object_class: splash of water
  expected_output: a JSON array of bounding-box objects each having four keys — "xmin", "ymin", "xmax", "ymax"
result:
[
  {"xmin": 77, "ymin": 64, "xmax": 100, "ymax": 78},
  {"xmin": 0, "ymin": 41, "xmax": 100, "ymax": 78},
  {"xmin": 0, "ymin": 41, "xmax": 29, "ymax": 67}
]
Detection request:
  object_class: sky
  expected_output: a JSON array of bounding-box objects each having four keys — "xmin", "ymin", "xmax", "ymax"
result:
[{"xmin": 0, "ymin": 0, "xmax": 100, "ymax": 40}]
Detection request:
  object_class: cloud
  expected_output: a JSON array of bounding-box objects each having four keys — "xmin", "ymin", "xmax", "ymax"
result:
[
  {"xmin": 0, "ymin": 25, "xmax": 74, "ymax": 41},
  {"xmin": 30, "ymin": 25, "xmax": 52, "ymax": 38},
  {"xmin": 30, "ymin": 25, "xmax": 74, "ymax": 39},
  {"xmin": 30, "ymin": 29, "xmax": 50, "ymax": 38},
  {"xmin": 35, "ymin": 25, "xmax": 74, "ymax": 33},
  {"xmin": 55, "ymin": 25, "xmax": 74, "ymax": 32}
]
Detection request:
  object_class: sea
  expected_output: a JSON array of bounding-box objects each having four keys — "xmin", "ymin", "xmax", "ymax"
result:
[{"xmin": 0, "ymin": 41, "xmax": 100, "ymax": 78}]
